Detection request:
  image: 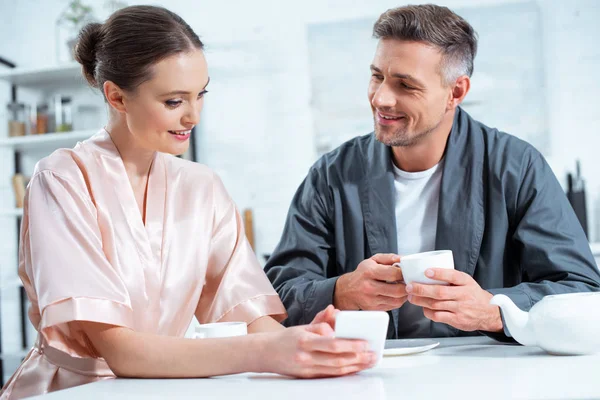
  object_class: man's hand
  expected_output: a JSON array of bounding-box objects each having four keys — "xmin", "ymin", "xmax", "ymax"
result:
[
  {"xmin": 406, "ymin": 268, "xmax": 503, "ymax": 332},
  {"xmin": 334, "ymin": 253, "xmax": 408, "ymax": 311}
]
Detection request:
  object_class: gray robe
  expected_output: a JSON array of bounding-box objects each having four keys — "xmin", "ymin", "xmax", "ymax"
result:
[{"xmin": 265, "ymin": 107, "xmax": 600, "ymax": 340}]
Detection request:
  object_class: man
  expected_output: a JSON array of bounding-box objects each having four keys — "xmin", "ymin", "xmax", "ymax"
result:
[{"xmin": 264, "ymin": 4, "xmax": 600, "ymax": 340}]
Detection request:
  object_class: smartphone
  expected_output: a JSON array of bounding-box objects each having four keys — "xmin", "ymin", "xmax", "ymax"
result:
[{"xmin": 334, "ymin": 310, "xmax": 389, "ymax": 365}]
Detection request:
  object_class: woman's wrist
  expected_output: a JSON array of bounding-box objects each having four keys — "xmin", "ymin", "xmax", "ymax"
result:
[{"xmin": 245, "ymin": 332, "xmax": 271, "ymax": 373}]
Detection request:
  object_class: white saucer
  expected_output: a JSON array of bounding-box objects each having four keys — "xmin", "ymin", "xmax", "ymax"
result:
[{"xmin": 383, "ymin": 339, "xmax": 440, "ymax": 356}]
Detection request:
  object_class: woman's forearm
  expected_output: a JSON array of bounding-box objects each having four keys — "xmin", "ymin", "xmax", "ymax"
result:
[
  {"xmin": 248, "ymin": 315, "xmax": 285, "ymax": 333},
  {"xmin": 80, "ymin": 322, "xmax": 269, "ymax": 378}
]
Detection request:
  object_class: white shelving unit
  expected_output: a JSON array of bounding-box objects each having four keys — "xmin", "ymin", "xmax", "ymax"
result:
[
  {"xmin": 0, "ymin": 129, "xmax": 96, "ymax": 152},
  {"xmin": 0, "ymin": 63, "xmax": 82, "ymax": 87},
  {"xmin": 0, "ymin": 62, "xmax": 102, "ymax": 384},
  {"xmin": 0, "ymin": 278, "xmax": 23, "ymax": 292},
  {"xmin": 0, "ymin": 208, "xmax": 22, "ymax": 217}
]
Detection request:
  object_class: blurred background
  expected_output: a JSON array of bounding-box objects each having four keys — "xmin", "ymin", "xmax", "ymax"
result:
[{"xmin": 0, "ymin": 0, "xmax": 598, "ymax": 383}]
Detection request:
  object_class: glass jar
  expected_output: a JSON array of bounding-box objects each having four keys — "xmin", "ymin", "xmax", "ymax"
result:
[
  {"xmin": 55, "ymin": 95, "xmax": 73, "ymax": 132},
  {"xmin": 7, "ymin": 102, "xmax": 31, "ymax": 137},
  {"xmin": 36, "ymin": 103, "xmax": 51, "ymax": 134}
]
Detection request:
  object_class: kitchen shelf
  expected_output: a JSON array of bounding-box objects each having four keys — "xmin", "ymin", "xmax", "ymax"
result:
[
  {"xmin": 0, "ymin": 130, "xmax": 95, "ymax": 152},
  {"xmin": 0, "ymin": 278, "xmax": 23, "ymax": 291},
  {"xmin": 0, "ymin": 63, "xmax": 83, "ymax": 87},
  {"xmin": 0, "ymin": 208, "xmax": 22, "ymax": 217}
]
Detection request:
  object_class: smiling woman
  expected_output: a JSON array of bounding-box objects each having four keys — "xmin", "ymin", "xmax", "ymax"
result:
[
  {"xmin": 75, "ymin": 10, "xmax": 209, "ymax": 157},
  {"xmin": 0, "ymin": 5, "xmax": 376, "ymax": 399}
]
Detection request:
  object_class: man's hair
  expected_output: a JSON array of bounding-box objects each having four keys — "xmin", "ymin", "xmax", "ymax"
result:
[{"xmin": 373, "ymin": 4, "xmax": 478, "ymax": 84}]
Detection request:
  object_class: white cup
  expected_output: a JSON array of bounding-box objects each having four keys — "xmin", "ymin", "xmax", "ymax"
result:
[
  {"xmin": 193, "ymin": 321, "xmax": 248, "ymax": 339},
  {"xmin": 393, "ymin": 250, "xmax": 454, "ymax": 285}
]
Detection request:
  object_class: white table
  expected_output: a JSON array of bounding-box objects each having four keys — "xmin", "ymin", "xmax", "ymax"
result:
[{"xmin": 34, "ymin": 337, "xmax": 600, "ymax": 399}]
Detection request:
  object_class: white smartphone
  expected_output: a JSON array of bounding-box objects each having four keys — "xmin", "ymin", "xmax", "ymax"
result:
[{"xmin": 334, "ymin": 310, "xmax": 390, "ymax": 365}]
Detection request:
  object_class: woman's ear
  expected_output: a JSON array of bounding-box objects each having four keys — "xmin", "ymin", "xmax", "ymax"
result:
[{"xmin": 103, "ymin": 81, "xmax": 127, "ymax": 113}]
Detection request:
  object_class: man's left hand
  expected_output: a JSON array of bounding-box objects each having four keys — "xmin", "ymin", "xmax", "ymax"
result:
[{"xmin": 406, "ymin": 268, "xmax": 503, "ymax": 332}]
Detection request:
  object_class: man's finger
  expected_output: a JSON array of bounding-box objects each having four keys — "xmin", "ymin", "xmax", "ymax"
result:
[
  {"xmin": 375, "ymin": 296, "xmax": 408, "ymax": 310},
  {"xmin": 408, "ymin": 295, "xmax": 458, "ymax": 311},
  {"xmin": 369, "ymin": 264, "xmax": 404, "ymax": 282},
  {"xmin": 424, "ymin": 268, "xmax": 472, "ymax": 286},
  {"xmin": 370, "ymin": 280, "xmax": 407, "ymax": 298},
  {"xmin": 406, "ymin": 282, "xmax": 460, "ymax": 300},
  {"xmin": 422, "ymin": 308, "xmax": 455, "ymax": 325},
  {"xmin": 370, "ymin": 253, "xmax": 401, "ymax": 265}
]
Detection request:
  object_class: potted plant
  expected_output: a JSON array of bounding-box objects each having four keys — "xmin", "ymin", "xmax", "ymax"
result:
[{"xmin": 56, "ymin": 0, "xmax": 96, "ymax": 59}]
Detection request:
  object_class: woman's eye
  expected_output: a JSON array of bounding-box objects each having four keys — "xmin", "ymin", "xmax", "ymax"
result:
[
  {"xmin": 165, "ymin": 100, "xmax": 183, "ymax": 107},
  {"xmin": 198, "ymin": 90, "xmax": 208, "ymax": 98}
]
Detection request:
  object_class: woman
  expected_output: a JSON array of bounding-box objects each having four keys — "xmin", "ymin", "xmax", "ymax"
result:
[{"xmin": 0, "ymin": 6, "xmax": 375, "ymax": 398}]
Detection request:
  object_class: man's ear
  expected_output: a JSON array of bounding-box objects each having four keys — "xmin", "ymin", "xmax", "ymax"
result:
[{"xmin": 447, "ymin": 75, "xmax": 470, "ymax": 111}]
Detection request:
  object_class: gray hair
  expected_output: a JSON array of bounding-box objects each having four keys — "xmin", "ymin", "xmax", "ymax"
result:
[{"xmin": 373, "ymin": 4, "xmax": 478, "ymax": 85}]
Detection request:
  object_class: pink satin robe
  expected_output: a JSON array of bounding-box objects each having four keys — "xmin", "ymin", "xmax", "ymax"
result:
[{"xmin": 0, "ymin": 129, "xmax": 287, "ymax": 399}]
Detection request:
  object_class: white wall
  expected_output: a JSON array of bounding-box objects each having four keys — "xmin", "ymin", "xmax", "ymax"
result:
[
  {"xmin": 3, "ymin": 0, "xmax": 599, "ymax": 256},
  {"xmin": 0, "ymin": 0, "xmax": 599, "ymax": 380}
]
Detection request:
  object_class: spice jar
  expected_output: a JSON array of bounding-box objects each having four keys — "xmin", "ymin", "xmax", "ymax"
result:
[{"xmin": 7, "ymin": 102, "xmax": 30, "ymax": 137}]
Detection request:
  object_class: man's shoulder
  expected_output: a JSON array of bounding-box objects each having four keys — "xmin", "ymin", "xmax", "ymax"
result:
[
  {"xmin": 312, "ymin": 133, "xmax": 374, "ymax": 174},
  {"xmin": 463, "ymin": 111, "xmax": 542, "ymax": 167}
]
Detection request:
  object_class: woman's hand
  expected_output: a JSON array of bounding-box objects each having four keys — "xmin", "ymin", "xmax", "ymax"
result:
[
  {"xmin": 259, "ymin": 322, "xmax": 376, "ymax": 378},
  {"xmin": 310, "ymin": 304, "xmax": 339, "ymax": 330}
]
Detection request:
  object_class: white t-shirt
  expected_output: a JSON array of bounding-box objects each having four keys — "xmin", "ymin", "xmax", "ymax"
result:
[
  {"xmin": 392, "ymin": 160, "xmax": 443, "ymax": 256},
  {"xmin": 392, "ymin": 159, "xmax": 443, "ymax": 337}
]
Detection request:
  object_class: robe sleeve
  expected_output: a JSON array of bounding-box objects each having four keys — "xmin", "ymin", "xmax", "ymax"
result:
[
  {"xmin": 195, "ymin": 173, "xmax": 287, "ymax": 325},
  {"xmin": 19, "ymin": 170, "xmax": 134, "ymax": 336}
]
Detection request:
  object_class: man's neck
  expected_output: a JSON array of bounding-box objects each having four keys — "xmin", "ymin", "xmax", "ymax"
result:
[{"xmin": 391, "ymin": 111, "xmax": 455, "ymax": 172}]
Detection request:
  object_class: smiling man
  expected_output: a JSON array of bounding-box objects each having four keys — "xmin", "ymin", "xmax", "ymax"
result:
[{"xmin": 265, "ymin": 4, "xmax": 600, "ymax": 340}]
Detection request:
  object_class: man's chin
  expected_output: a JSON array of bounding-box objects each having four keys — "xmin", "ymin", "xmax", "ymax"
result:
[{"xmin": 374, "ymin": 129, "xmax": 411, "ymax": 147}]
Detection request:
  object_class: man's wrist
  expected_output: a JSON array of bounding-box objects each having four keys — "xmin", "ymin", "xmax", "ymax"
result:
[
  {"xmin": 483, "ymin": 305, "xmax": 504, "ymax": 332},
  {"xmin": 333, "ymin": 274, "xmax": 352, "ymax": 310}
]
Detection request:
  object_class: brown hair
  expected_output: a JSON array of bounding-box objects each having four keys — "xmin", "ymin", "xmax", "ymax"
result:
[
  {"xmin": 373, "ymin": 4, "xmax": 478, "ymax": 84},
  {"xmin": 74, "ymin": 5, "xmax": 204, "ymax": 93}
]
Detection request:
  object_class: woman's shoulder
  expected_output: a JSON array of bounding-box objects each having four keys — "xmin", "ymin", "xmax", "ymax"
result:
[{"xmin": 31, "ymin": 147, "xmax": 89, "ymax": 190}]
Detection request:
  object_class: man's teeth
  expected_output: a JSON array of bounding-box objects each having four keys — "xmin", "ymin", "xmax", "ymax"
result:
[
  {"xmin": 380, "ymin": 114, "xmax": 401, "ymax": 120},
  {"xmin": 169, "ymin": 130, "xmax": 191, "ymax": 135}
]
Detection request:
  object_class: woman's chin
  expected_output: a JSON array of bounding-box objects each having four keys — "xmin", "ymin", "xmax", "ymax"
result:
[{"xmin": 161, "ymin": 143, "xmax": 190, "ymax": 156}]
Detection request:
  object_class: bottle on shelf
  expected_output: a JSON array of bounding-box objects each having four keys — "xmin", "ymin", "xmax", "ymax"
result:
[
  {"xmin": 12, "ymin": 174, "xmax": 27, "ymax": 208},
  {"xmin": 55, "ymin": 95, "xmax": 73, "ymax": 132},
  {"xmin": 6, "ymin": 102, "xmax": 31, "ymax": 137},
  {"xmin": 35, "ymin": 103, "xmax": 51, "ymax": 134}
]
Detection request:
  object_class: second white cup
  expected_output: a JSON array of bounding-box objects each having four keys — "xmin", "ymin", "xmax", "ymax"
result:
[{"xmin": 193, "ymin": 321, "xmax": 248, "ymax": 339}]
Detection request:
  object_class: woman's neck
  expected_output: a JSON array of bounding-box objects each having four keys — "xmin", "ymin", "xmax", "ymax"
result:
[{"xmin": 105, "ymin": 119, "xmax": 156, "ymax": 180}]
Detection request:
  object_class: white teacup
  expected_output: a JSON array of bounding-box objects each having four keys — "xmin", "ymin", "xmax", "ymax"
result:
[
  {"xmin": 193, "ymin": 321, "xmax": 248, "ymax": 339},
  {"xmin": 393, "ymin": 250, "xmax": 454, "ymax": 285}
]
